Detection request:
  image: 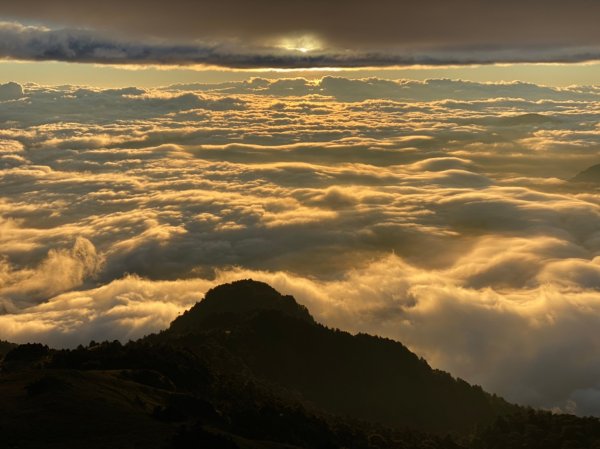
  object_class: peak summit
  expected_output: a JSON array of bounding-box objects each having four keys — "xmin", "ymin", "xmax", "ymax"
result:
[
  {"xmin": 572, "ymin": 163, "xmax": 600, "ymax": 184},
  {"xmin": 168, "ymin": 280, "xmax": 314, "ymax": 333}
]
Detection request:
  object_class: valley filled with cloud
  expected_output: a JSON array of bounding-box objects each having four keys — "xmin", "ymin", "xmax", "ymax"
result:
[{"xmin": 2, "ymin": 76, "xmax": 600, "ymax": 415}]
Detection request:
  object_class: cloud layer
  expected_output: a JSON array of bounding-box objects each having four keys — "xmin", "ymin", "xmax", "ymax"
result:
[{"xmin": 2, "ymin": 77, "xmax": 600, "ymax": 416}]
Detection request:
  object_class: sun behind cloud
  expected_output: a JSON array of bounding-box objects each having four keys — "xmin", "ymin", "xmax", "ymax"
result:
[{"xmin": 276, "ymin": 34, "xmax": 323, "ymax": 53}]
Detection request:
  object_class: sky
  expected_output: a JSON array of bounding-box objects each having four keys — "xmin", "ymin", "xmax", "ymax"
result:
[{"xmin": 2, "ymin": 0, "xmax": 600, "ymax": 419}]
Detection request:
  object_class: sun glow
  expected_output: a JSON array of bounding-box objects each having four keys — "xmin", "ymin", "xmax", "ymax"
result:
[{"xmin": 277, "ymin": 35, "xmax": 322, "ymax": 53}]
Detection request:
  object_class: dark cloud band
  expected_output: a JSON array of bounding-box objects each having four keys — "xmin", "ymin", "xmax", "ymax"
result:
[{"xmin": 2, "ymin": 20, "xmax": 600, "ymax": 68}]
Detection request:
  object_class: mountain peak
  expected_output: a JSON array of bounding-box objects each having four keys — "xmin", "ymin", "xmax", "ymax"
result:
[
  {"xmin": 168, "ymin": 279, "xmax": 314, "ymax": 333},
  {"xmin": 571, "ymin": 163, "xmax": 600, "ymax": 183}
]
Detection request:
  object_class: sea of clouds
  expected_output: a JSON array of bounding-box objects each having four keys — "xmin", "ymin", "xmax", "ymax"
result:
[{"xmin": 2, "ymin": 77, "xmax": 600, "ymax": 415}]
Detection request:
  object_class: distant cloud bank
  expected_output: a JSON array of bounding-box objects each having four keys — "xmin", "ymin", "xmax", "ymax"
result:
[{"xmin": 2, "ymin": 6, "xmax": 600, "ymax": 69}]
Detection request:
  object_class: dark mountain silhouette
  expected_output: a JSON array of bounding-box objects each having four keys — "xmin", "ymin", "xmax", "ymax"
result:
[
  {"xmin": 1, "ymin": 279, "xmax": 600, "ymax": 449},
  {"xmin": 0, "ymin": 339, "xmax": 16, "ymax": 358},
  {"xmin": 161, "ymin": 280, "xmax": 514, "ymax": 433},
  {"xmin": 571, "ymin": 163, "xmax": 600, "ymax": 184},
  {"xmin": 168, "ymin": 280, "xmax": 315, "ymax": 333},
  {"xmin": 494, "ymin": 113, "xmax": 560, "ymax": 127}
]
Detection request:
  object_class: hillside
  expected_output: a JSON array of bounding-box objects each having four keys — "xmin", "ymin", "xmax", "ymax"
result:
[
  {"xmin": 571, "ymin": 163, "xmax": 600, "ymax": 183},
  {"xmin": 1, "ymin": 280, "xmax": 600, "ymax": 449},
  {"xmin": 0, "ymin": 339, "xmax": 16, "ymax": 358},
  {"xmin": 160, "ymin": 280, "xmax": 515, "ymax": 433}
]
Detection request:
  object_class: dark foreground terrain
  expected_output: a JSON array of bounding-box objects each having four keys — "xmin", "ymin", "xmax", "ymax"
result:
[{"xmin": 1, "ymin": 280, "xmax": 600, "ymax": 449}]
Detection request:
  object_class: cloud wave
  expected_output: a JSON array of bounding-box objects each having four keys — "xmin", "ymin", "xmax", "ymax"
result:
[{"xmin": 2, "ymin": 77, "xmax": 600, "ymax": 415}]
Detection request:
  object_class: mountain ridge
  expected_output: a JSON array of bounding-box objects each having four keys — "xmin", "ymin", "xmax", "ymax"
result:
[
  {"xmin": 571, "ymin": 163, "xmax": 600, "ymax": 184},
  {"xmin": 154, "ymin": 280, "xmax": 515, "ymax": 433},
  {"xmin": 1, "ymin": 279, "xmax": 600, "ymax": 449}
]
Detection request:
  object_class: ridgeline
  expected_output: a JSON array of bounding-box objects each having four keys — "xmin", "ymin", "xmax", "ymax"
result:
[{"xmin": 1, "ymin": 280, "xmax": 599, "ymax": 449}]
